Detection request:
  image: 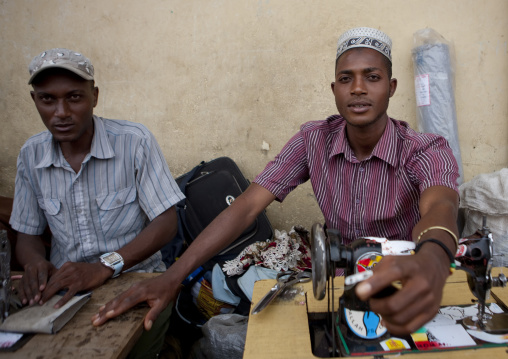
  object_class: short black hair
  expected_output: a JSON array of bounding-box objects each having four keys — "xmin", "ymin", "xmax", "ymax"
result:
[
  {"xmin": 335, "ymin": 50, "xmax": 392, "ymax": 79},
  {"xmin": 31, "ymin": 67, "xmax": 95, "ymax": 89}
]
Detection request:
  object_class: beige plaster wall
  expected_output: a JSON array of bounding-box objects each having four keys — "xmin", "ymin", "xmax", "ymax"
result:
[{"xmin": 0, "ymin": 0, "xmax": 507, "ymax": 231}]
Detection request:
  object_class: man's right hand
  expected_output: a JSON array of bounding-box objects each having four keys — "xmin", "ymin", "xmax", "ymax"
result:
[
  {"xmin": 19, "ymin": 258, "xmax": 56, "ymax": 306},
  {"xmin": 40, "ymin": 261, "xmax": 114, "ymax": 308},
  {"xmin": 355, "ymin": 238, "xmax": 451, "ymax": 335}
]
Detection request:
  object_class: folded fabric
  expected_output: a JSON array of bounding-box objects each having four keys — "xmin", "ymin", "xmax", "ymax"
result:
[
  {"xmin": 0, "ymin": 292, "xmax": 91, "ymax": 334},
  {"xmin": 212, "ymin": 264, "xmax": 241, "ymax": 306},
  {"xmin": 237, "ymin": 265, "xmax": 279, "ymax": 301}
]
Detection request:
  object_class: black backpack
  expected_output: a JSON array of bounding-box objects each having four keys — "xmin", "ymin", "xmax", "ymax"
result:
[{"xmin": 161, "ymin": 156, "xmax": 273, "ymax": 269}]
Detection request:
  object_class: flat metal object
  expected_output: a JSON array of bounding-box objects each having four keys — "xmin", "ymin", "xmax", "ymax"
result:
[{"xmin": 251, "ymin": 271, "xmax": 311, "ymax": 315}]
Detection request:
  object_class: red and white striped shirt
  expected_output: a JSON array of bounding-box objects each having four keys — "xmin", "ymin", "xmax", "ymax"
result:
[{"xmin": 254, "ymin": 115, "xmax": 459, "ymax": 244}]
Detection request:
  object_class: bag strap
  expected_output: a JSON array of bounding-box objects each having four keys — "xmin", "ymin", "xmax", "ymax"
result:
[
  {"xmin": 161, "ymin": 161, "xmax": 207, "ymax": 267},
  {"xmin": 177, "ymin": 161, "xmax": 206, "ymax": 193},
  {"xmin": 175, "ymin": 161, "xmax": 206, "ymax": 245}
]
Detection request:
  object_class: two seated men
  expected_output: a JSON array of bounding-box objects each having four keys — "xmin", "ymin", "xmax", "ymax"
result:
[{"xmin": 9, "ymin": 27, "xmax": 460, "ymax": 357}]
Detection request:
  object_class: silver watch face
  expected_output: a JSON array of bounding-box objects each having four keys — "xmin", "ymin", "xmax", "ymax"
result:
[{"xmin": 102, "ymin": 252, "xmax": 122, "ymax": 264}]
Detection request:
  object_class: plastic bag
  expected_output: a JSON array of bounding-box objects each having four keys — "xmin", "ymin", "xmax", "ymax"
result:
[
  {"xmin": 412, "ymin": 28, "xmax": 464, "ymax": 184},
  {"xmin": 191, "ymin": 314, "xmax": 248, "ymax": 359},
  {"xmin": 459, "ymin": 168, "xmax": 508, "ymax": 266}
]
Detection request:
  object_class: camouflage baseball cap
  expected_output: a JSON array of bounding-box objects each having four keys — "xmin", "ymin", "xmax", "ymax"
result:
[{"xmin": 28, "ymin": 48, "xmax": 94, "ymax": 84}]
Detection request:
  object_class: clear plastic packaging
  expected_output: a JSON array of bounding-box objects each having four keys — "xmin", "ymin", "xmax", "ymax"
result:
[{"xmin": 412, "ymin": 28, "xmax": 464, "ymax": 184}]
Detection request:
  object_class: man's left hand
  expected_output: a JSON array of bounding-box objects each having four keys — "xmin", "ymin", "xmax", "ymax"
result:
[
  {"xmin": 355, "ymin": 245, "xmax": 449, "ymax": 335},
  {"xmin": 40, "ymin": 261, "xmax": 113, "ymax": 308}
]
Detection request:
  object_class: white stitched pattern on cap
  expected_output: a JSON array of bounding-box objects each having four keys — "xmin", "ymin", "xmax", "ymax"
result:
[{"xmin": 336, "ymin": 27, "xmax": 392, "ymax": 62}]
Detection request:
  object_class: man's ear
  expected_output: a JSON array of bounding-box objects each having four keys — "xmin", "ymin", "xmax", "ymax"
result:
[
  {"xmin": 30, "ymin": 91, "xmax": 35, "ymax": 102},
  {"xmin": 331, "ymin": 82, "xmax": 335, "ymax": 93},
  {"xmin": 389, "ymin": 78, "xmax": 397, "ymax": 98},
  {"xmin": 93, "ymin": 87, "xmax": 99, "ymax": 107}
]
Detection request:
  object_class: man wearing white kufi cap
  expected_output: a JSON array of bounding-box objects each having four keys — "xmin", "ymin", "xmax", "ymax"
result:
[{"xmin": 94, "ymin": 27, "xmax": 460, "ymax": 338}]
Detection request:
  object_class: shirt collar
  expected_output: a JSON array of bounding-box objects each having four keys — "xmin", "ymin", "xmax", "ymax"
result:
[
  {"xmin": 371, "ymin": 118, "xmax": 398, "ymax": 167},
  {"xmin": 35, "ymin": 115, "xmax": 115, "ymax": 169},
  {"xmin": 328, "ymin": 116, "xmax": 352, "ymax": 160},
  {"xmin": 328, "ymin": 116, "xmax": 398, "ymax": 167},
  {"xmin": 35, "ymin": 139, "xmax": 63, "ymax": 169},
  {"xmin": 89, "ymin": 115, "xmax": 115, "ymax": 160}
]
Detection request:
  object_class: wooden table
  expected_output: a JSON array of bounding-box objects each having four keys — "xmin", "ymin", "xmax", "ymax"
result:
[
  {"xmin": 0, "ymin": 272, "xmax": 159, "ymax": 359},
  {"xmin": 244, "ymin": 269, "xmax": 508, "ymax": 358}
]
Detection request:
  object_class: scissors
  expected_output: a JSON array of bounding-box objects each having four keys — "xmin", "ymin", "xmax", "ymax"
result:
[{"xmin": 251, "ymin": 270, "xmax": 311, "ymax": 315}]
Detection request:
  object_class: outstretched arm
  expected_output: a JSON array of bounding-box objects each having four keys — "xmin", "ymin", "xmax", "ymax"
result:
[
  {"xmin": 39, "ymin": 206, "xmax": 178, "ymax": 308},
  {"xmin": 92, "ymin": 183, "xmax": 277, "ymax": 330},
  {"xmin": 356, "ymin": 185, "xmax": 459, "ymax": 335}
]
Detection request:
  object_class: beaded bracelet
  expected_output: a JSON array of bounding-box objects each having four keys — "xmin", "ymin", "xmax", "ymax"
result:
[
  {"xmin": 417, "ymin": 226, "xmax": 458, "ymax": 248},
  {"xmin": 414, "ymin": 238, "xmax": 456, "ymax": 275}
]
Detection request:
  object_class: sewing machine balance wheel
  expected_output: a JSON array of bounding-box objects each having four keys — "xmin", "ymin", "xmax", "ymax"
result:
[{"xmin": 311, "ymin": 223, "xmax": 329, "ymax": 300}]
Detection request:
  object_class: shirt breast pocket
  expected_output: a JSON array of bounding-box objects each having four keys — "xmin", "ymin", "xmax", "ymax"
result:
[
  {"xmin": 96, "ymin": 186, "xmax": 142, "ymax": 239},
  {"xmin": 37, "ymin": 198, "xmax": 68, "ymax": 238}
]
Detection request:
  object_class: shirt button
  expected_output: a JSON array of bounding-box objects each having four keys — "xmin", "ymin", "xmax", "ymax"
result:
[
  {"xmin": 356, "ymin": 198, "xmax": 360, "ymax": 204},
  {"xmin": 359, "ymin": 167, "xmax": 364, "ymax": 172}
]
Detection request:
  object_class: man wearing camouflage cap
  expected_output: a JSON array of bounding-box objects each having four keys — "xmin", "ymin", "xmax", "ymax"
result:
[
  {"xmin": 94, "ymin": 27, "xmax": 460, "ymax": 337},
  {"xmin": 10, "ymin": 48, "xmax": 184, "ymax": 357}
]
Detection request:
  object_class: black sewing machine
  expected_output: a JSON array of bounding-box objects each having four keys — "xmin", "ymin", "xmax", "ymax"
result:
[
  {"xmin": 0, "ymin": 229, "xmax": 22, "ymax": 323},
  {"xmin": 309, "ymin": 218, "xmax": 508, "ymax": 357},
  {"xmin": 0, "ymin": 229, "xmax": 13, "ymax": 322},
  {"xmin": 456, "ymin": 217, "xmax": 508, "ymax": 333}
]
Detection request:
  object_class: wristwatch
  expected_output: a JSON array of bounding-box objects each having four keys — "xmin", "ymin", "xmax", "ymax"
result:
[{"xmin": 99, "ymin": 252, "xmax": 124, "ymax": 278}]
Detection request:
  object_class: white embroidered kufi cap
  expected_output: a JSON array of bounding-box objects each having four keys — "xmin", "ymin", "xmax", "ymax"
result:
[{"xmin": 336, "ymin": 27, "xmax": 392, "ymax": 62}]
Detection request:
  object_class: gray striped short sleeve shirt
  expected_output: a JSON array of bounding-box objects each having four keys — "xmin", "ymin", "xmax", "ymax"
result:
[{"xmin": 10, "ymin": 116, "xmax": 185, "ymax": 272}]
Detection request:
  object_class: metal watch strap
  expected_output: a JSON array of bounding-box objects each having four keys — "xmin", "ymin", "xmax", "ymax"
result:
[{"xmin": 100, "ymin": 252, "xmax": 124, "ymax": 278}]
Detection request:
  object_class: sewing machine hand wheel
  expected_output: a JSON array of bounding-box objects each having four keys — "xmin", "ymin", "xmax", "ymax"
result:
[{"xmin": 311, "ymin": 223, "xmax": 329, "ymax": 300}]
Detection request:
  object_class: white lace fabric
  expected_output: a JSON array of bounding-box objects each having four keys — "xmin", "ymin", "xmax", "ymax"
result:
[{"xmin": 222, "ymin": 226, "xmax": 311, "ymax": 276}]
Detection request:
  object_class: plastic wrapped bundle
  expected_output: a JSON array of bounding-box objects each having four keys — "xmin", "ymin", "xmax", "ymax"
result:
[
  {"xmin": 459, "ymin": 168, "xmax": 508, "ymax": 267},
  {"xmin": 412, "ymin": 28, "xmax": 464, "ymax": 184}
]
